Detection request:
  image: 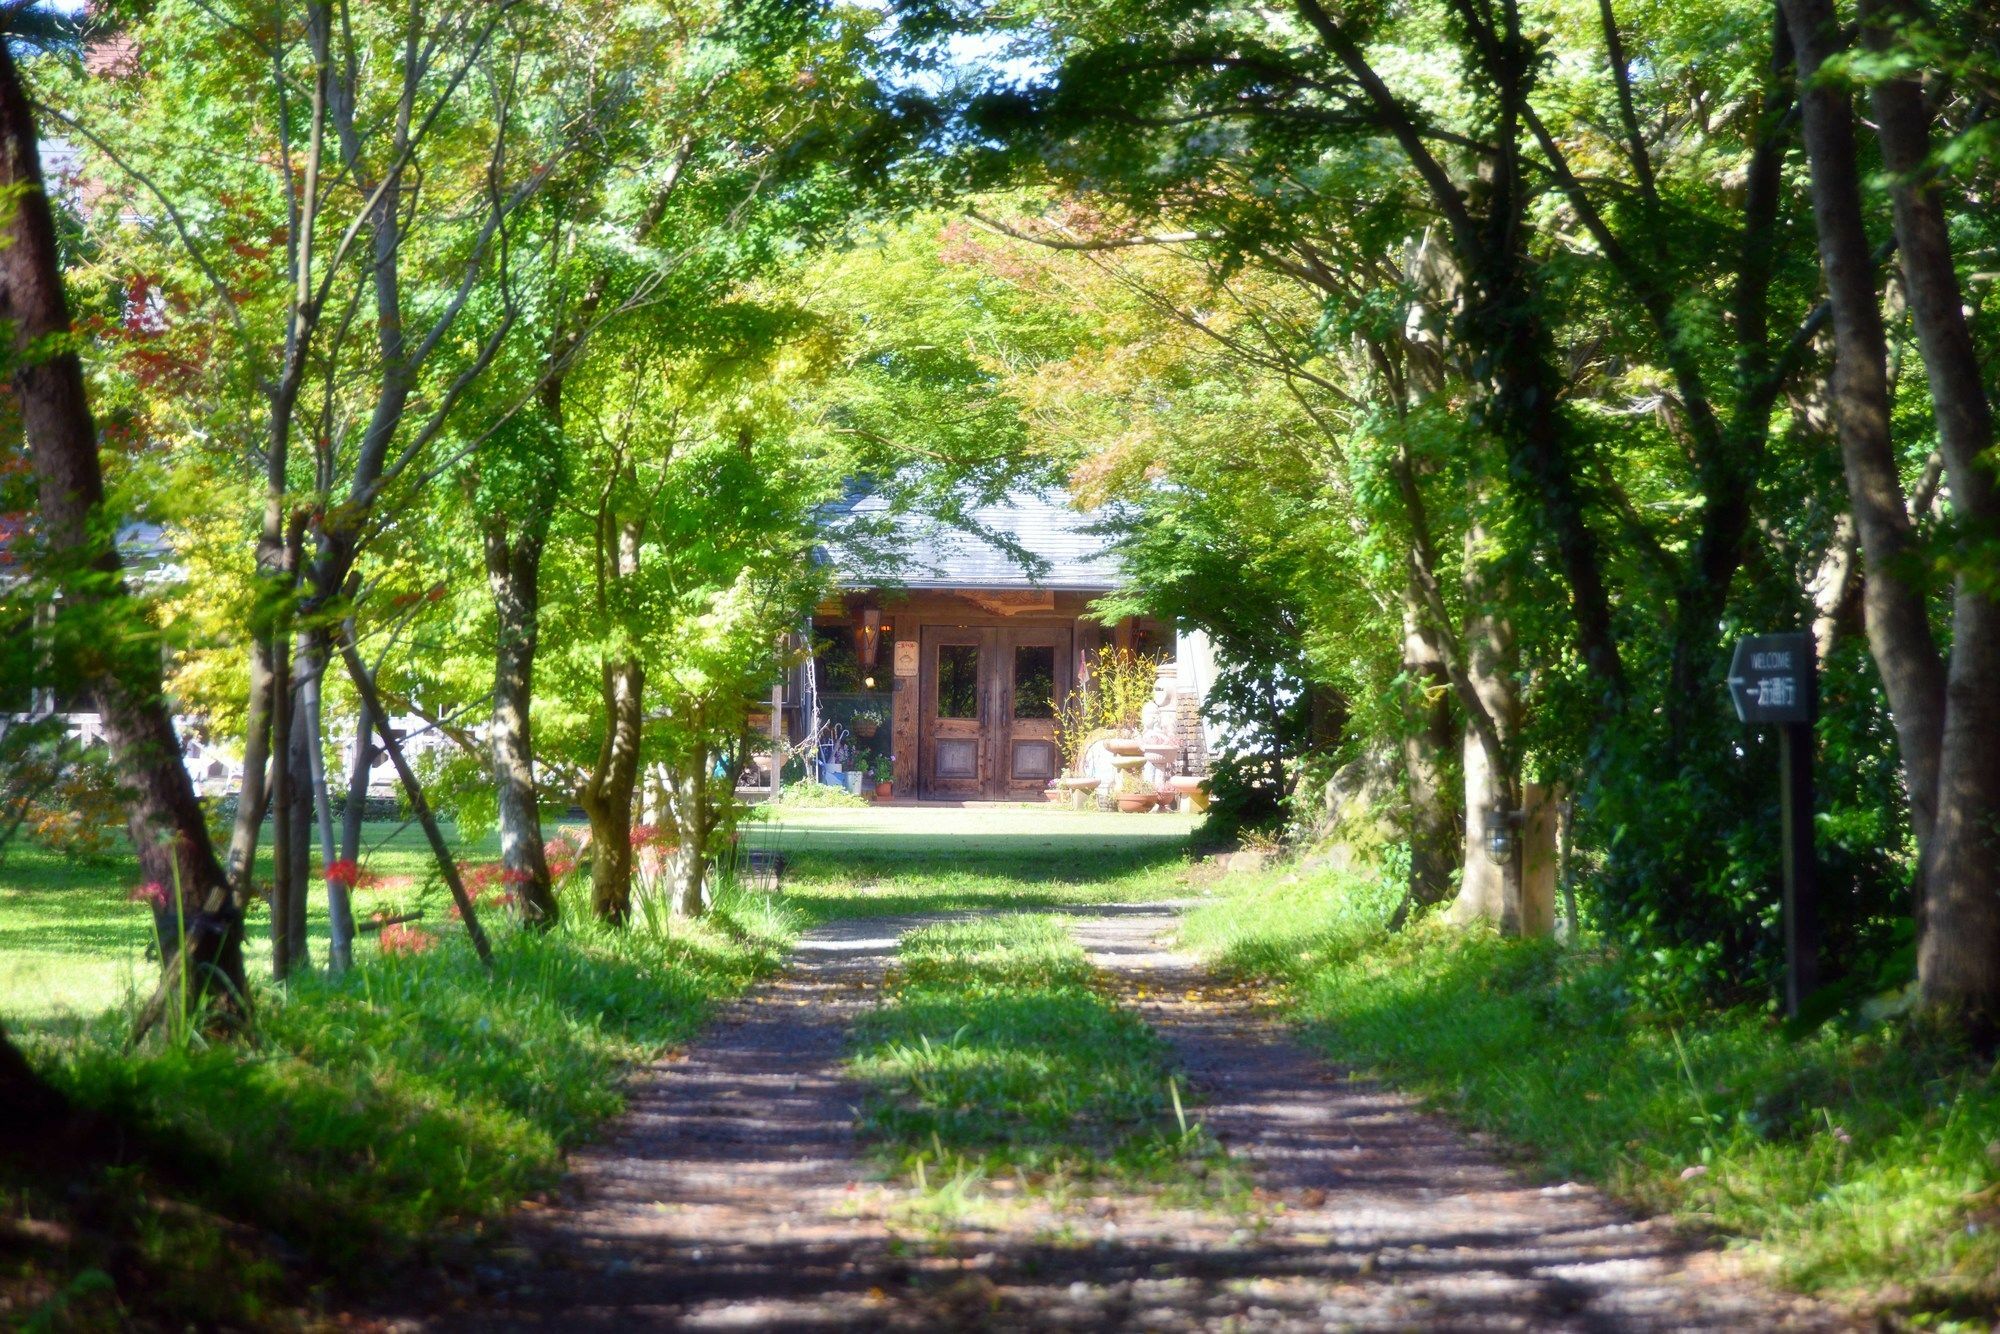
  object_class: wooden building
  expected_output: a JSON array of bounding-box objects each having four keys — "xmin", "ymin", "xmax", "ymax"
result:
[{"xmin": 783, "ymin": 489, "xmax": 1197, "ymax": 801}]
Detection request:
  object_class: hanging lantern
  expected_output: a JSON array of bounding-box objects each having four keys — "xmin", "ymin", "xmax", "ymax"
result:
[
  {"xmin": 858, "ymin": 606, "xmax": 882, "ymax": 673},
  {"xmin": 1484, "ymin": 802, "xmax": 1518, "ymax": 864}
]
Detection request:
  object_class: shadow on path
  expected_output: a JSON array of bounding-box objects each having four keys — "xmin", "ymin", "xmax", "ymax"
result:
[{"xmin": 414, "ymin": 906, "xmax": 1853, "ymax": 1332}]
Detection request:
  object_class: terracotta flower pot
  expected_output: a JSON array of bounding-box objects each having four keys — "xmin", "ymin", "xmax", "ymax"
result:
[
  {"xmin": 875, "ymin": 782, "xmax": 893, "ymax": 801},
  {"xmin": 1115, "ymin": 793, "xmax": 1154, "ymax": 813}
]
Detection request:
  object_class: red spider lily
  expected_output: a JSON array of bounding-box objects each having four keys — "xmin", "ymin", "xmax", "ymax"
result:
[
  {"xmin": 458, "ymin": 861, "xmax": 503, "ymax": 893},
  {"xmin": 544, "ymin": 836, "xmax": 577, "ymax": 861},
  {"xmin": 501, "ymin": 866, "xmax": 536, "ymax": 887},
  {"xmin": 548, "ymin": 858, "xmax": 576, "ymax": 880},
  {"xmin": 628, "ymin": 823, "xmax": 660, "ymax": 848},
  {"xmin": 129, "ymin": 881, "xmax": 170, "ymax": 911},
  {"xmin": 324, "ymin": 858, "xmax": 360, "ymax": 886},
  {"xmin": 378, "ymin": 923, "xmax": 436, "ymax": 956}
]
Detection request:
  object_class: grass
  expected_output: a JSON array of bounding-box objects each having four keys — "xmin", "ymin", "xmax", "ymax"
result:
[
  {"xmin": 1180, "ymin": 862, "xmax": 2000, "ymax": 1327},
  {"xmin": 849, "ymin": 913, "xmax": 1232, "ymax": 1220},
  {"xmin": 2, "ymin": 803, "xmax": 1196, "ymax": 1328},
  {"xmin": 3, "ymin": 828, "xmax": 800, "ymax": 1330},
  {"xmin": 747, "ymin": 804, "xmax": 1199, "ymax": 922},
  {"xmin": 0, "ymin": 821, "xmax": 479, "ymax": 1023}
]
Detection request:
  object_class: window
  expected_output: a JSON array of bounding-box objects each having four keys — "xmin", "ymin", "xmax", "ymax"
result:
[
  {"xmin": 1012, "ymin": 645, "xmax": 1055, "ymax": 719},
  {"xmin": 938, "ymin": 644, "xmax": 980, "ymax": 719}
]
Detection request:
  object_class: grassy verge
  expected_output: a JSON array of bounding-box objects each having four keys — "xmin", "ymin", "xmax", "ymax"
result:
[
  {"xmin": 5, "ymin": 877, "xmax": 798, "ymax": 1329},
  {"xmin": 850, "ymin": 913, "xmax": 1230, "ymax": 1222},
  {"xmin": 1180, "ymin": 863, "xmax": 2000, "ymax": 1326}
]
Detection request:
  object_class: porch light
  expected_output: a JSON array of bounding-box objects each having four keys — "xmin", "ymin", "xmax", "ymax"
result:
[
  {"xmin": 858, "ymin": 606, "xmax": 883, "ymax": 671},
  {"xmin": 1484, "ymin": 803, "xmax": 1521, "ymax": 864}
]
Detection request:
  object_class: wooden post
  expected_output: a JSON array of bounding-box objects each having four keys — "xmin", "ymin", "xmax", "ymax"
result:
[
  {"xmin": 769, "ymin": 678, "xmax": 784, "ymax": 801},
  {"xmin": 1519, "ymin": 782, "xmax": 1559, "ymax": 937},
  {"xmin": 336, "ymin": 632, "xmax": 493, "ymax": 968},
  {"xmin": 1780, "ymin": 722, "xmax": 1820, "ymax": 1016}
]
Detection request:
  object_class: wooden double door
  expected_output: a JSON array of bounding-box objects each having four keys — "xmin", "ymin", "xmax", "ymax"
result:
[{"xmin": 919, "ymin": 624, "xmax": 1073, "ymax": 799}]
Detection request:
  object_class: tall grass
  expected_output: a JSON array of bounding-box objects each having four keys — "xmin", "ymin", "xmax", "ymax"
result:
[{"xmin": 1182, "ymin": 864, "xmax": 2000, "ymax": 1322}]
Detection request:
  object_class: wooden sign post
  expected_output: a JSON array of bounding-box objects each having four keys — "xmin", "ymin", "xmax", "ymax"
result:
[{"xmin": 1727, "ymin": 632, "xmax": 1819, "ymax": 1018}]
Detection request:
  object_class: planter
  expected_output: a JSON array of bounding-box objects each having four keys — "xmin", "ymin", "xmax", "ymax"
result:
[
  {"xmin": 842, "ymin": 770, "xmax": 867, "ymax": 795},
  {"xmin": 1167, "ymin": 775, "xmax": 1210, "ymax": 813},
  {"xmin": 1103, "ymin": 736, "xmax": 1144, "ymax": 757},
  {"xmin": 817, "ymin": 761, "xmax": 845, "ymax": 787},
  {"xmin": 1115, "ymin": 793, "xmax": 1155, "ymax": 813},
  {"xmin": 1045, "ymin": 786, "xmax": 1065, "ymax": 804},
  {"xmin": 1055, "ymin": 775, "xmax": 1102, "ymax": 792},
  {"xmin": 852, "ymin": 720, "xmax": 880, "ymax": 740},
  {"xmin": 1141, "ymin": 741, "xmax": 1180, "ymax": 771},
  {"xmin": 875, "ymin": 782, "xmax": 894, "ymax": 801}
]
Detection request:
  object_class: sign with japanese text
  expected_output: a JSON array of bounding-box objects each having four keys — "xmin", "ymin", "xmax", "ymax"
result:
[{"xmin": 1728, "ymin": 632, "xmax": 1816, "ymax": 724}]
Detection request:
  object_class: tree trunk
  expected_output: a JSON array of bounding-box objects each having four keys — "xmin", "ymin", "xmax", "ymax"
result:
[
  {"xmin": 1780, "ymin": 0, "xmax": 1948, "ymax": 860},
  {"xmin": 671, "ymin": 737, "xmax": 714, "ymax": 918},
  {"xmin": 580, "ymin": 656, "xmax": 644, "ymax": 925},
  {"xmin": 339, "ymin": 685, "xmax": 373, "ymax": 877},
  {"xmin": 282, "ymin": 666, "xmax": 314, "ymax": 972},
  {"xmin": 0, "ymin": 40, "xmax": 247, "ymax": 1026},
  {"xmin": 1448, "ymin": 562, "xmax": 1524, "ymax": 931},
  {"xmin": 1861, "ymin": 0, "xmax": 2000, "ymax": 1021},
  {"xmin": 299, "ymin": 637, "xmax": 353, "ymax": 971},
  {"xmin": 485, "ymin": 518, "xmax": 558, "ymax": 928},
  {"xmin": 1400, "ymin": 584, "xmax": 1459, "ymax": 913},
  {"xmin": 269, "ymin": 624, "xmax": 296, "ymax": 981}
]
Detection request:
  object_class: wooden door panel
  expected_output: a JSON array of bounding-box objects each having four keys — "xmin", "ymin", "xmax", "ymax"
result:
[
  {"xmin": 920, "ymin": 628, "xmax": 992, "ymax": 798},
  {"xmin": 998, "ymin": 627, "xmax": 1073, "ymax": 798}
]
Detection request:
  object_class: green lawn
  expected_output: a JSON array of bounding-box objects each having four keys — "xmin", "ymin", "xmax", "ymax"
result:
[
  {"xmin": 748, "ymin": 803, "xmax": 1198, "ymax": 921},
  {"xmin": 0, "ymin": 821, "xmax": 489, "ymax": 1025}
]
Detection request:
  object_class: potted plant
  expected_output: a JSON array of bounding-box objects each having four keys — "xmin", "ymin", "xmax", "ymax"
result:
[
  {"xmin": 870, "ymin": 754, "xmax": 895, "ymax": 801},
  {"xmin": 850, "ymin": 706, "xmax": 885, "ymax": 740},
  {"xmin": 1113, "ymin": 769, "xmax": 1154, "ymax": 813}
]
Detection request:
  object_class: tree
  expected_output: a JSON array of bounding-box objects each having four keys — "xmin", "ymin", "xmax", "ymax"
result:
[
  {"xmin": 1781, "ymin": 0, "xmax": 2000, "ymax": 1024},
  {"xmin": 0, "ymin": 26, "xmax": 244, "ymax": 1024}
]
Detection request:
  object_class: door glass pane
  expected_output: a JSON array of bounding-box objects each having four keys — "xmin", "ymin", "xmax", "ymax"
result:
[
  {"xmin": 1013, "ymin": 645, "xmax": 1056, "ymax": 719},
  {"xmin": 938, "ymin": 644, "xmax": 980, "ymax": 719}
]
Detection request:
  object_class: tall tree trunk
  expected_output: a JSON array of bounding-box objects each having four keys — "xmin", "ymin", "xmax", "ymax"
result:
[
  {"xmin": 1780, "ymin": 0, "xmax": 1949, "ymax": 862},
  {"xmin": 485, "ymin": 517, "xmax": 558, "ymax": 927},
  {"xmin": 1400, "ymin": 584, "xmax": 1459, "ymax": 913},
  {"xmin": 282, "ymin": 668, "xmax": 314, "ymax": 972},
  {"xmin": 1449, "ymin": 528, "xmax": 1525, "ymax": 930},
  {"xmin": 671, "ymin": 729, "xmax": 714, "ymax": 918},
  {"xmin": 339, "ymin": 682, "xmax": 373, "ymax": 875},
  {"xmin": 269, "ymin": 623, "xmax": 296, "ymax": 980},
  {"xmin": 299, "ymin": 637, "xmax": 353, "ymax": 971},
  {"xmin": 0, "ymin": 40, "xmax": 246, "ymax": 1025},
  {"xmin": 1861, "ymin": 0, "xmax": 2000, "ymax": 1020},
  {"xmin": 580, "ymin": 656, "xmax": 644, "ymax": 925}
]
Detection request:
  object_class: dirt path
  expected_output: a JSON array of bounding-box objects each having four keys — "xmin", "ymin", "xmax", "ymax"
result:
[{"xmin": 415, "ymin": 906, "xmax": 1851, "ymax": 1331}]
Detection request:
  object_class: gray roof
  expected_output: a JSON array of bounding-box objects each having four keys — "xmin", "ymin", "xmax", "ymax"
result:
[{"xmin": 824, "ymin": 488, "xmax": 1123, "ymax": 592}]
